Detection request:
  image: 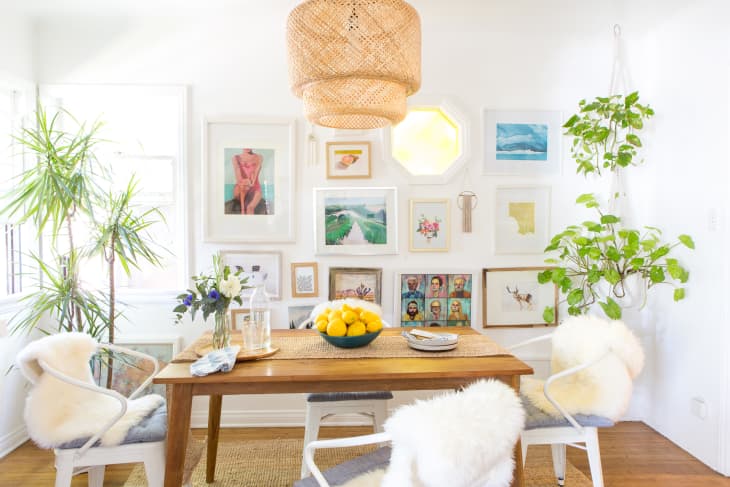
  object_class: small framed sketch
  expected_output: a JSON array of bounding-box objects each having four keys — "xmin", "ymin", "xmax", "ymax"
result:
[
  {"xmin": 394, "ymin": 272, "xmax": 474, "ymax": 328},
  {"xmin": 326, "ymin": 141, "xmax": 371, "ymax": 179},
  {"xmin": 409, "ymin": 199, "xmax": 450, "ymax": 252},
  {"xmin": 483, "ymin": 110, "xmax": 561, "ymax": 176},
  {"xmin": 230, "ymin": 308, "xmax": 251, "ymax": 330},
  {"xmin": 329, "ymin": 267, "xmax": 382, "ymax": 304},
  {"xmin": 482, "ymin": 267, "xmax": 558, "ymax": 327},
  {"xmin": 288, "ymin": 304, "xmax": 315, "ymax": 329},
  {"xmin": 220, "ymin": 250, "xmax": 282, "ymax": 300},
  {"xmin": 291, "ymin": 262, "xmax": 319, "ymax": 298},
  {"xmin": 494, "ymin": 186, "xmax": 551, "ymax": 254},
  {"xmin": 314, "ymin": 187, "xmax": 398, "ymax": 255}
]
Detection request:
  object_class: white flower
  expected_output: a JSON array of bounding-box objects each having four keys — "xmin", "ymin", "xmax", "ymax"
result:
[{"xmin": 220, "ymin": 276, "xmax": 242, "ymax": 298}]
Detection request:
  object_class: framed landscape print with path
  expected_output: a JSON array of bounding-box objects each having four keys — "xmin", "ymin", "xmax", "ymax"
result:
[
  {"xmin": 203, "ymin": 117, "xmax": 295, "ymax": 242},
  {"xmin": 314, "ymin": 187, "xmax": 398, "ymax": 255},
  {"xmin": 482, "ymin": 267, "xmax": 558, "ymax": 327}
]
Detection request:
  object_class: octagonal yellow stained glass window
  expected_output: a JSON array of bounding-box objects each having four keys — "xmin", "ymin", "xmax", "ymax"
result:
[{"xmin": 391, "ymin": 107, "xmax": 461, "ymax": 176}]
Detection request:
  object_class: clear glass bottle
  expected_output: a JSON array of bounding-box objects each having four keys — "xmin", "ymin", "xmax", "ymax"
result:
[{"xmin": 248, "ymin": 269, "xmax": 271, "ymax": 350}]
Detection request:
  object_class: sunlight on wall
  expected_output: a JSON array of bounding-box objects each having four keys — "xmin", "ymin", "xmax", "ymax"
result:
[{"xmin": 391, "ymin": 107, "xmax": 460, "ymax": 176}]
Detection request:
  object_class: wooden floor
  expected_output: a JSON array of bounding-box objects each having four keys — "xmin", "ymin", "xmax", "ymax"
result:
[{"xmin": 0, "ymin": 421, "xmax": 728, "ymax": 486}]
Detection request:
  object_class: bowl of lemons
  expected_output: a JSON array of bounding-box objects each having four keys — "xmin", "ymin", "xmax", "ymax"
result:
[{"xmin": 314, "ymin": 302, "xmax": 384, "ymax": 348}]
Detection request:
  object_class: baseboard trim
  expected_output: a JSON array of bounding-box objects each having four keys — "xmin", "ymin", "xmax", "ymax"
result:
[
  {"xmin": 0, "ymin": 424, "xmax": 28, "ymax": 459},
  {"xmin": 190, "ymin": 409, "xmax": 380, "ymax": 429}
]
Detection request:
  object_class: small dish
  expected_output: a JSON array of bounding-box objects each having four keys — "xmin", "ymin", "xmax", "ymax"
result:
[{"xmin": 407, "ymin": 340, "xmax": 458, "ymax": 352}]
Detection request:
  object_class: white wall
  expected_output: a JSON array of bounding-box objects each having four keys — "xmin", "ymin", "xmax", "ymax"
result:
[{"xmin": 2, "ymin": 0, "xmax": 728, "ymax": 473}]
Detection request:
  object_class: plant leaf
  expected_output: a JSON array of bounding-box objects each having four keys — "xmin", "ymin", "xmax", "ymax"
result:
[
  {"xmin": 542, "ymin": 307, "xmax": 555, "ymax": 324},
  {"xmin": 678, "ymin": 234, "xmax": 695, "ymax": 249},
  {"xmin": 674, "ymin": 288, "xmax": 686, "ymax": 301},
  {"xmin": 599, "ymin": 297, "xmax": 622, "ymax": 320}
]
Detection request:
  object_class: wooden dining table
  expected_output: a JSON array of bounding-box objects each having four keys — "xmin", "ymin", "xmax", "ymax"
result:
[{"xmin": 153, "ymin": 327, "xmax": 533, "ymax": 487}]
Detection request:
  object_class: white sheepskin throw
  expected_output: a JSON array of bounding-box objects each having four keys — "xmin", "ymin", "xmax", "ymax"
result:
[
  {"xmin": 378, "ymin": 379, "xmax": 525, "ymax": 487},
  {"xmin": 17, "ymin": 332, "xmax": 164, "ymax": 449},
  {"xmin": 522, "ymin": 315, "xmax": 645, "ymax": 420}
]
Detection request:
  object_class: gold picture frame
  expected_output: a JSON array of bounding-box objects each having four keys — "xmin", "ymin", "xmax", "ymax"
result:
[
  {"xmin": 482, "ymin": 266, "xmax": 558, "ymax": 327},
  {"xmin": 326, "ymin": 141, "xmax": 372, "ymax": 179},
  {"xmin": 409, "ymin": 198, "xmax": 450, "ymax": 252},
  {"xmin": 291, "ymin": 262, "xmax": 319, "ymax": 298}
]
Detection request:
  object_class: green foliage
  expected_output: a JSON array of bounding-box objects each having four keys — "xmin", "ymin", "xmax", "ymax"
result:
[
  {"xmin": 540, "ymin": 193, "xmax": 693, "ymax": 320},
  {"xmin": 325, "ymin": 214, "xmax": 354, "ymax": 245},
  {"xmin": 563, "ymin": 91, "xmax": 654, "ymax": 176},
  {"xmin": 356, "ymin": 219, "xmax": 387, "ymax": 244}
]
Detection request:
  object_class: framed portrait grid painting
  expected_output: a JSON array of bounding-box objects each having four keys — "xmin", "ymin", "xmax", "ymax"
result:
[
  {"xmin": 220, "ymin": 250, "xmax": 282, "ymax": 300},
  {"xmin": 326, "ymin": 141, "xmax": 371, "ymax": 179},
  {"xmin": 409, "ymin": 199, "xmax": 450, "ymax": 252},
  {"xmin": 494, "ymin": 186, "xmax": 551, "ymax": 254},
  {"xmin": 314, "ymin": 187, "xmax": 398, "ymax": 255},
  {"xmin": 329, "ymin": 267, "xmax": 382, "ymax": 305},
  {"xmin": 394, "ymin": 272, "xmax": 474, "ymax": 328},
  {"xmin": 483, "ymin": 110, "xmax": 561, "ymax": 176},
  {"xmin": 482, "ymin": 267, "xmax": 558, "ymax": 327},
  {"xmin": 203, "ymin": 117, "xmax": 295, "ymax": 242}
]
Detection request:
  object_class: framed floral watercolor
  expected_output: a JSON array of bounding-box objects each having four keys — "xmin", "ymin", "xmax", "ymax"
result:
[
  {"xmin": 326, "ymin": 141, "xmax": 371, "ymax": 179},
  {"xmin": 314, "ymin": 187, "xmax": 398, "ymax": 255},
  {"xmin": 482, "ymin": 110, "xmax": 561, "ymax": 176},
  {"xmin": 329, "ymin": 267, "xmax": 382, "ymax": 304},
  {"xmin": 291, "ymin": 262, "xmax": 319, "ymax": 298},
  {"xmin": 409, "ymin": 199, "xmax": 449, "ymax": 252},
  {"xmin": 202, "ymin": 117, "xmax": 296, "ymax": 242},
  {"xmin": 494, "ymin": 186, "xmax": 551, "ymax": 254},
  {"xmin": 482, "ymin": 267, "xmax": 558, "ymax": 327}
]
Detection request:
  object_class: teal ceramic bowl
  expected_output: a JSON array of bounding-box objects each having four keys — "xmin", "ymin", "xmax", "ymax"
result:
[{"xmin": 318, "ymin": 329, "xmax": 382, "ymax": 348}]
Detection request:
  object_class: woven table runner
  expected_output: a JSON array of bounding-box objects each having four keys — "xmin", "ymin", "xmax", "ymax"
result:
[{"xmin": 172, "ymin": 332, "xmax": 511, "ymax": 363}]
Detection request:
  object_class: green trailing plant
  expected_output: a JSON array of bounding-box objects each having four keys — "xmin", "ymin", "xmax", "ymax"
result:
[
  {"xmin": 540, "ymin": 92, "xmax": 693, "ymax": 322},
  {"xmin": 539, "ymin": 193, "xmax": 694, "ymax": 321},
  {"xmin": 564, "ymin": 91, "xmax": 654, "ymax": 176}
]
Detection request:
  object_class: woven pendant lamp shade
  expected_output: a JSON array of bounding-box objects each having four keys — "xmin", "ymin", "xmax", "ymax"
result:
[{"xmin": 287, "ymin": 0, "xmax": 421, "ymax": 129}]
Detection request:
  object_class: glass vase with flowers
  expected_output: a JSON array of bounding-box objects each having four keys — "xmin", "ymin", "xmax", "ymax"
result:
[{"xmin": 173, "ymin": 253, "xmax": 250, "ymax": 349}]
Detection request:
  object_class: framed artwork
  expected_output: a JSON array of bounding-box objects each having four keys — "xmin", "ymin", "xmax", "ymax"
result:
[
  {"xmin": 220, "ymin": 250, "xmax": 282, "ymax": 300},
  {"xmin": 288, "ymin": 305, "xmax": 315, "ymax": 329},
  {"xmin": 291, "ymin": 262, "xmax": 319, "ymax": 298},
  {"xmin": 409, "ymin": 199, "xmax": 450, "ymax": 252},
  {"xmin": 326, "ymin": 141, "xmax": 371, "ymax": 179},
  {"xmin": 314, "ymin": 187, "xmax": 398, "ymax": 255},
  {"xmin": 329, "ymin": 267, "xmax": 382, "ymax": 304},
  {"xmin": 482, "ymin": 267, "xmax": 558, "ymax": 327},
  {"xmin": 394, "ymin": 272, "xmax": 474, "ymax": 328},
  {"xmin": 494, "ymin": 186, "xmax": 551, "ymax": 254},
  {"xmin": 97, "ymin": 336, "xmax": 182, "ymax": 397},
  {"xmin": 483, "ymin": 110, "xmax": 561, "ymax": 175},
  {"xmin": 202, "ymin": 117, "xmax": 296, "ymax": 242},
  {"xmin": 230, "ymin": 308, "xmax": 251, "ymax": 330}
]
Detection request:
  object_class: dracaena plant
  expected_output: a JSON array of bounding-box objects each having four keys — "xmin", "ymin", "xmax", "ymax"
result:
[{"xmin": 538, "ymin": 193, "xmax": 694, "ymax": 321}]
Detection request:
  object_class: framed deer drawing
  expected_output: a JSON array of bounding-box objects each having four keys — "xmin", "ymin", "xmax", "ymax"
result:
[{"xmin": 482, "ymin": 267, "xmax": 558, "ymax": 327}]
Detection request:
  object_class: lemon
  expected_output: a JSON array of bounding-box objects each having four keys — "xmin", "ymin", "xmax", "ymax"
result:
[
  {"xmin": 354, "ymin": 307, "xmax": 363, "ymax": 316},
  {"xmin": 315, "ymin": 319, "xmax": 328, "ymax": 333},
  {"xmin": 360, "ymin": 310, "xmax": 379, "ymax": 323},
  {"xmin": 347, "ymin": 322, "xmax": 367, "ymax": 336},
  {"xmin": 341, "ymin": 303, "xmax": 353, "ymax": 312},
  {"xmin": 316, "ymin": 313, "xmax": 329, "ymax": 324},
  {"xmin": 366, "ymin": 319, "xmax": 383, "ymax": 333},
  {"xmin": 328, "ymin": 310, "xmax": 342, "ymax": 322},
  {"xmin": 326, "ymin": 318, "xmax": 347, "ymax": 337},
  {"xmin": 341, "ymin": 310, "xmax": 358, "ymax": 325}
]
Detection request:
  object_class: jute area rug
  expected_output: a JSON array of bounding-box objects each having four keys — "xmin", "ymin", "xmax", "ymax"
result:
[{"xmin": 124, "ymin": 439, "xmax": 591, "ymax": 486}]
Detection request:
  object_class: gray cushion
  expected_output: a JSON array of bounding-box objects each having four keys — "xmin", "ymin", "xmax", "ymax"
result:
[
  {"xmin": 294, "ymin": 446, "xmax": 391, "ymax": 487},
  {"xmin": 306, "ymin": 391, "xmax": 393, "ymax": 402},
  {"xmin": 522, "ymin": 396, "xmax": 614, "ymax": 430},
  {"xmin": 58, "ymin": 402, "xmax": 167, "ymax": 449}
]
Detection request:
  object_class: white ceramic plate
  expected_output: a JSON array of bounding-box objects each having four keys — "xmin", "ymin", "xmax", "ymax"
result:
[{"xmin": 407, "ymin": 341, "xmax": 458, "ymax": 352}]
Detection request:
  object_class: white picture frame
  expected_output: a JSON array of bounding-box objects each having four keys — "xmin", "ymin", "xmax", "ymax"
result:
[
  {"xmin": 409, "ymin": 198, "xmax": 450, "ymax": 252},
  {"xmin": 220, "ymin": 250, "xmax": 282, "ymax": 300},
  {"xmin": 483, "ymin": 110, "xmax": 561, "ymax": 175},
  {"xmin": 494, "ymin": 186, "xmax": 551, "ymax": 254},
  {"xmin": 482, "ymin": 267, "xmax": 558, "ymax": 327},
  {"xmin": 202, "ymin": 117, "xmax": 296, "ymax": 242},
  {"xmin": 314, "ymin": 187, "xmax": 398, "ymax": 255}
]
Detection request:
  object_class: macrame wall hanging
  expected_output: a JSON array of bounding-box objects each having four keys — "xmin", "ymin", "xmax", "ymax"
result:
[{"xmin": 457, "ymin": 168, "xmax": 478, "ymax": 233}]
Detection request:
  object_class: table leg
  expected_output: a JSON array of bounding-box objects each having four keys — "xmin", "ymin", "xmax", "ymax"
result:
[
  {"xmin": 510, "ymin": 375, "xmax": 524, "ymax": 487},
  {"xmin": 165, "ymin": 384, "xmax": 192, "ymax": 487},
  {"xmin": 206, "ymin": 394, "xmax": 223, "ymax": 483}
]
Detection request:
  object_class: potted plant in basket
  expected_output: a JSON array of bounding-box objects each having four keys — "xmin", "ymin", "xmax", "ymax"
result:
[{"xmin": 539, "ymin": 92, "xmax": 694, "ymax": 322}]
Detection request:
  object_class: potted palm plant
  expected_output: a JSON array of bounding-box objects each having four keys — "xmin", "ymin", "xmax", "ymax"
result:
[{"xmin": 540, "ymin": 92, "xmax": 694, "ymax": 322}]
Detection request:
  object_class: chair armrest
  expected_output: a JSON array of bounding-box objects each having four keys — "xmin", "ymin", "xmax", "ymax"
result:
[
  {"xmin": 507, "ymin": 333, "xmax": 553, "ymax": 352},
  {"xmin": 543, "ymin": 349, "xmax": 612, "ymax": 431},
  {"xmin": 38, "ymin": 358, "xmax": 127, "ymax": 458},
  {"xmin": 304, "ymin": 432, "xmax": 391, "ymax": 487}
]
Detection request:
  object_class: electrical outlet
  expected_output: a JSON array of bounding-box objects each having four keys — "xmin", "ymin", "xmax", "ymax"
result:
[{"xmin": 691, "ymin": 397, "xmax": 708, "ymax": 419}]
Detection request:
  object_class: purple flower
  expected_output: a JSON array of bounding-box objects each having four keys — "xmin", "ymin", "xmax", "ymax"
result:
[
  {"xmin": 208, "ymin": 289, "xmax": 220, "ymax": 300},
  {"xmin": 183, "ymin": 294, "xmax": 193, "ymax": 306}
]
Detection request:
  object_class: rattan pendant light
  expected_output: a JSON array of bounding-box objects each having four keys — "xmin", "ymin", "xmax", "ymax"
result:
[{"xmin": 287, "ymin": 0, "xmax": 421, "ymax": 129}]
